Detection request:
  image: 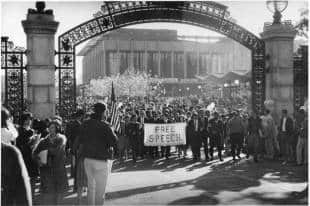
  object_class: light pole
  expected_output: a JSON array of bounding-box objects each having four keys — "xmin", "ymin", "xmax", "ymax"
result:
[{"xmin": 266, "ymin": 0, "xmax": 288, "ymax": 24}]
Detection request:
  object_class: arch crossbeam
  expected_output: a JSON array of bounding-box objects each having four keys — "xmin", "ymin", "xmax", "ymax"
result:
[{"xmin": 57, "ymin": 1, "xmax": 265, "ymax": 119}]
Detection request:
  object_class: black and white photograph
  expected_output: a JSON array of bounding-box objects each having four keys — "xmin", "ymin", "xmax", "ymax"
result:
[{"xmin": 0, "ymin": 1, "xmax": 308, "ymax": 205}]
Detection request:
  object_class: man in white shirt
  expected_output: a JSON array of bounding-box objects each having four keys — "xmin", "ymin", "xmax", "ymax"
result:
[{"xmin": 1, "ymin": 107, "xmax": 18, "ymax": 145}]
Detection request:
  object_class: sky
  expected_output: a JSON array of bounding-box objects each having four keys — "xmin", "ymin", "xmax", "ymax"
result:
[{"xmin": 1, "ymin": 0, "xmax": 308, "ymax": 84}]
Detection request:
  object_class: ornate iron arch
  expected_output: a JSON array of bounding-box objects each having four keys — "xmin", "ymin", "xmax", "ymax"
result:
[{"xmin": 57, "ymin": 1, "xmax": 265, "ymax": 119}]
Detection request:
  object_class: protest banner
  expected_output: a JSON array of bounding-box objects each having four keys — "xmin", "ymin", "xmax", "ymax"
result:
[{"xmin": 144, "ymin": 123, "xmax": 186, "ymax": 146}]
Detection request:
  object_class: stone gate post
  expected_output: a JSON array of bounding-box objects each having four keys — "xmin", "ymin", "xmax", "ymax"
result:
[
  {"xmin": 260, "ymin": 21, "xmax": 297, "ymax": 125},
  {"xmin": 22, "ymin": 2, "xmax": 59, "ymax": 119}
]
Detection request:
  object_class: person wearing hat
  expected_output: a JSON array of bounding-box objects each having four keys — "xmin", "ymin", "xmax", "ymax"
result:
[{"xmin": 79, "ymin": 103, "xmax": 117, "ymax": 205}]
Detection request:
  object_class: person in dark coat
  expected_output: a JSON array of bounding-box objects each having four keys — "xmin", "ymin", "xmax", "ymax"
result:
[
  {"xmin": 137, "ymin": 110, "xmax": 146, "ymax": 159},
  {"xmin": 1, "ymin": 142, "xmax": 32, "ymax": 206},
  {"xmin": 209, "ymin": 112, "xmax": 224, "ymax": 161},
  {"xmin": 16, "ymin": 112, "xmax": 40, "ymax": 196},
  {"xmin": 79, "ymin": 103, "xmax": 117, "ymax": 205},
  {"xmin": 246, "ymin": 111, "xmax": 262, "ymax": 162},
  {"xmin": 278, "ymin": 109, "xmax": 294, "ymax": 163},
  {"xmin": 189, "ymin": 112, "xmax": 202, "ymax": 161},
  {"xmin": 128, "ymin": 114, "xmax": 140, "ymax": 163},
  {"xmin": 65, "ymin": 109, "xmax": 84, "ymax": 189}
]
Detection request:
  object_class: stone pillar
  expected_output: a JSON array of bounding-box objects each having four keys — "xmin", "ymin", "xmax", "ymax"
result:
[
  {"xmin": 260, "ymin": 22, "xmax": 297, "ymax": 122},
  {"xmin": 171, "ymin": 52, "xmax": 174, "ymax": 78},
  {"xmin": 158, "ymin": 51, "xmax": 161, "ymax": 77},
  {"xmin": 184, "ymin": 52, "xmax": 187, "ymax": 79},
  {"xmin": 22, "ymin": 2, "xmax": 59, "ymax": 119},
  {"xmin": 196, "ymin": 52, "xmax": 200, "ymax": 76}
]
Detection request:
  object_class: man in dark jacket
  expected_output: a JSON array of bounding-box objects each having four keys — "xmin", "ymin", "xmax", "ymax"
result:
[
  {"xmin": 209, "ymin": 112, "xmax": 224, "ymax": 161},
  {"xmin": 278, "ymin": 109, "xmax": 294, "ymax": 163},
  {"xmin": 189, "ymin": 112, "xmax": 202, "ymax": 161},
  {"xmin": 80, "ymin": 103, "xmax": 117, "ymax": 205},
  {"xmin": 65, "ymin": 109, "xmax": 84, "ymax": 190}
]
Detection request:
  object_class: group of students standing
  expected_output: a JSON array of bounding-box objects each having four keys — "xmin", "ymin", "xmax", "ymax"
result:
[{"xmin": 1, "ymin": 101, "xmax": 308, "ymax": 206}]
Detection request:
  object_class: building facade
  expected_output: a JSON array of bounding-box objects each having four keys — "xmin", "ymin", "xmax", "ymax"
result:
[{"xmin": 78, "ymin": 28, "xmax": 251, "ymax": 84}]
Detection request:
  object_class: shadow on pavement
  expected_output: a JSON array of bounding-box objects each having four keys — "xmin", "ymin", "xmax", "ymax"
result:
[{"xmin": 110, "ymin": 157, "xmax": 308, "ymax": 205}]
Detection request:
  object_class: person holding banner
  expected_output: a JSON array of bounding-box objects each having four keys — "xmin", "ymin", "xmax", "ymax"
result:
[{"xmin": 160, "ymin": 110, "xmax": 172, "ymax": 159}]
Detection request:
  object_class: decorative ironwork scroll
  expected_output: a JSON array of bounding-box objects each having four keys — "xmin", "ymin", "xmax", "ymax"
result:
[
  {"xmin": 57, "ymin": 1, "xmax": 266, "ymax": 118},
  {"xmin": 1, "ymin": 36, "xmax": 27, "ymax": 120},
  {"xmin": 293, "ymin": 46, "xmax": 308, "ymax": 115}
]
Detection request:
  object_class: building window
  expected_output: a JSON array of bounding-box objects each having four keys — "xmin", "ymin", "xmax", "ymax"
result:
[
  {"xmin": 147, "ymin": 52, "xmax": 159, "ymax": 77},
  {"xmin": 160, "ymin": 52, "xmax": 171, "ymax": 78},
  {"xmin": 187, "ymin": 53, "xmax": 197, "ymax": 78},
  {"xmin": 174, "ymin": 52, "xmax": 184, "ymax": 79},
  {"xmin": 133, "ymin": 51, "xmax": 145, "ymax": 72}
]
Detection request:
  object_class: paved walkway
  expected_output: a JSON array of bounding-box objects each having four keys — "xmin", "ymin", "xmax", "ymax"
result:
[{"xmin": 35, "ymin": 153, "xmax": 308, "ymax": 205}]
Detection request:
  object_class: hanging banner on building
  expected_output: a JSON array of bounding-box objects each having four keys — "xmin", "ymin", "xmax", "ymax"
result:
[{"xmin": 144, "ymin": 123, "xmax": 186, "ymax": 146}]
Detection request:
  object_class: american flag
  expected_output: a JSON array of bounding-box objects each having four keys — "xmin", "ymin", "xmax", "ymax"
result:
[{"xmin": 110, "ymin": 82, "xmax": 121, "ymax": 133}]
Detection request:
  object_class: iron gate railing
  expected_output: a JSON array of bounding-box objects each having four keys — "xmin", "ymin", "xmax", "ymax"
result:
[
  {"xmin": 1, "ymin": 36, "xmax": 27, "ymax": 121},
  {"xmin": 293, "ymin": 45, "xmax": 308, "ymax": 115}
]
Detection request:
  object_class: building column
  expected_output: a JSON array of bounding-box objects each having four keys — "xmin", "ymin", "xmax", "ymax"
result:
[
  {"xmin": 218, "ymin": 54, "xmax": 222, "ymax": 74},
  {"xmin": 103, "ymin": 50, "xmax": 106, "ymax": 76},
  {"xmin": 261, "ymin": 22, "xmax": 297, "ymax": 122},
  {"xmin": 144, "ymin": 48, "xmax": 147, "ymax": 73},
  {"xmin": 22, "ymin": 3, "xmax": 59, "ymax": 119},
  {"xmin": 184, "ymin": 51, "xmax": 187, "ymax": 79},
  {"xmin": 171, "ymin": 52, "xmax": 174, "ymax": 78},
  {"xmin": 129, "ymin": 39, "xmax": 134, "ymax": 68},
  {"xmin": 158, "ymin": 51, "xmax": 161, "ymax": 77},
  {"xmin": 196, "ymin": 52, "xmax": 200, "ymax": 76}
]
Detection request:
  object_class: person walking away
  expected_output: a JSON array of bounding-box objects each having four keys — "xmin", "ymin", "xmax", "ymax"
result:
[
  {"xmin": 79, "ymin": 103, "xmax": 118, "ymax": 205},
  {"xmin": 296, "ymin": 106, "xmax": 307, "ymax": 166},
  {"xmin": 65, "ymin": 109, "xmax": 84, "ymax": 190},
  {"xmin": 209, "ymin": 112, "xmax": 224, "ymax": 161},
  {"xmin": 246, "ymin": 111, "xmax": 262, "ymax": 162},
  {"xmin": 278, "ymin": 109, "xmax": 294, "ymax": 164},
  {"xmin": 2, "ymin": 142, "xmax": 32, "ymax": 206},
  {"xmin": 16, "ymin": 112, "xmax": 40, "ymax": 198},
  {"xmin": 72, "ymin": 124, "xmax": 88, "ymax": 205},
  {"xmin": 33, "ymin": 120, "xmax": 69, "ymax": 205},
  {"xmin": 227, "ymin": 111, "xmax": 245, "ymax": 160}
]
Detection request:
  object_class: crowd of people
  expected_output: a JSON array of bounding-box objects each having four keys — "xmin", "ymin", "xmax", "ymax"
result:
[{"xmin": 1, "ymin": 95, "xmax": 308, "ymax": 205}]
